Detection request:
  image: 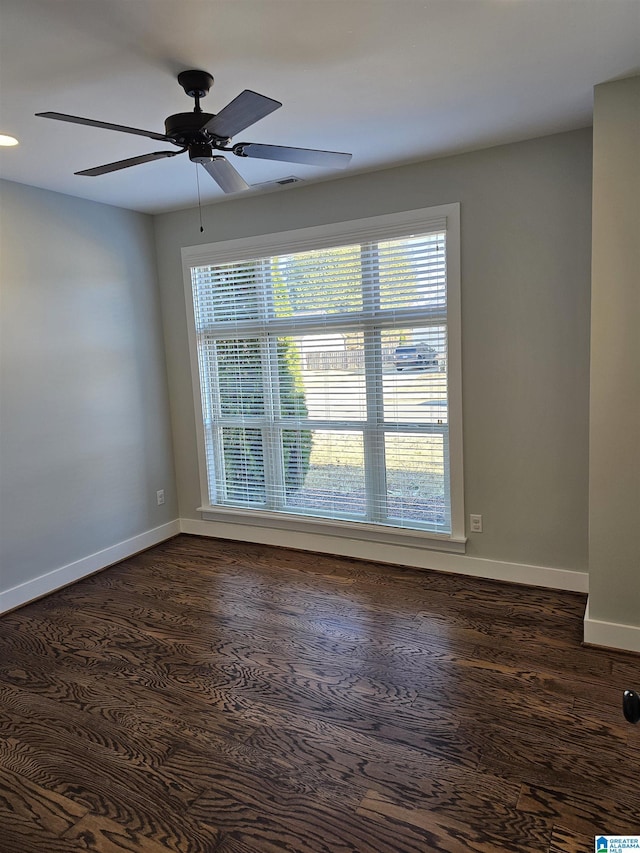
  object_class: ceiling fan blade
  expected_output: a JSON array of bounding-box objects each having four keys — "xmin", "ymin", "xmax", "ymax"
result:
[
  {"xmin": 201, "ymin": 91, "xmax": 282, "ymax": 139},
  {"xmin": 235, "ymin": 143, "xmax": 352, "ymax": 168},
  {"xmin": 75, "ymin": 149, "xmax": 185, "ymax": 176},
  {"xmin": 201, "ymin": 156, "xmax": 250, "ymax": 193},
  {"xmin": 36, "ymin": 112, "xmax": 171, "ymax": 142}
]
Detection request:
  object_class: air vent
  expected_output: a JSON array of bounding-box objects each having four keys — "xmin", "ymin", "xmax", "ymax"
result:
[{"xmin": 254, "ymin": 175, "xmax": 303, "ymax": 189}]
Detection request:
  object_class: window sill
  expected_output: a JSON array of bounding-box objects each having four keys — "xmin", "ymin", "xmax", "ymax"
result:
[{"xmin": 197, "ymin": 506, "xmax": 467, "ymax": 554}]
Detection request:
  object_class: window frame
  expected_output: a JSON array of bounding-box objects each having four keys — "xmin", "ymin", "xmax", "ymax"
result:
[{"xmin": 182, "ymin": 203, "xmax": 465, "ymax": 552}]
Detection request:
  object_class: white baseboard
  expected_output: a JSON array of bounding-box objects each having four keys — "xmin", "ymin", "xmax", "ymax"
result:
[
  {"xmin": 0, "ymin": 520, "xmax": 181, "ymax": 614},
  {"xmin": 583, "ymin": 599, "xmax": 640, "ymax": 654},
  {"xmin": 179, "ymin": 517, "xmax": 588, "ymax": 593},
  {"xmin": 1, "ymin": 516, "xmax": 590, "ymax": 618}
]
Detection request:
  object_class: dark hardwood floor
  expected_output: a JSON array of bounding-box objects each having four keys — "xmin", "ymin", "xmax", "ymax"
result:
[{"xmin": 0, "ymin": 534, "xmax": 638, "ymax": 852}]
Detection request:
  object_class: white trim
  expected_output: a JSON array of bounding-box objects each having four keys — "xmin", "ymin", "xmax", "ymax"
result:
[
  {"xmin": 181, "ymin": 208, "xmax": 450, "ymax": 267},
  {"xmin": 583, "ymin": 598, "xmax": 640, "ymax": 654},
  {"xmin": 444, "ymin": 206, "xmax": 464, "ymax": 540},
  {"xmin": 183, "ymin": 262, "xmax": 212, "ymax": 509},
  {"xmin": 0, "ymin": 521, "xmax": 181, "ymax": 615},
  {"xmin": 197, "ymin": 505, "xmax": 466, "ymax": 553},
  {"xmin": 179, "ymin": 517, "xmax": 588, "ymax": 593}
]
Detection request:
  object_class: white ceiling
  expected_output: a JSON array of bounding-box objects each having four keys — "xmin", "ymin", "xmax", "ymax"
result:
[{"xmin": 0, "ymin": 0, "xmax": 638, "ymax": 214}]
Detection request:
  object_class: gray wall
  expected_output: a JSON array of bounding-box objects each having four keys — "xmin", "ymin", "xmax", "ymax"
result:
[
  {"xmin": 155, "ymin": 128, "xmax": 592, "ymax": 573},
  {"xmin": 589, "ymin": 76, "xmax": 640, "ymax": 626},
  {"xmin": 0, "ymin": 180, "xmax": 177, "ymax": 595}
]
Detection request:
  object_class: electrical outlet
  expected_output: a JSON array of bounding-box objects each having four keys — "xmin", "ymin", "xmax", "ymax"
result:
[
  {"xmin": 470, "ymin": 514, "xmax": 483, "ymax": 533},
  {"xmin": 156, "ymin": 489, "xmax": 165, "ymax": 506}
]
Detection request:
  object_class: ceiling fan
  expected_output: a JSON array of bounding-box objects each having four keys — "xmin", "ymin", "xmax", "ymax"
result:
[{"xmin": 36, "ymin": 70, "xmax": 352, "ymax": 193}]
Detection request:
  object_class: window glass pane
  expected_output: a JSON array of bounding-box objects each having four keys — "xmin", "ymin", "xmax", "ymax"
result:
[
  {"xmin": 215, "ymin": 338, "xmax": 264, "ymax": 417},
  {"xmin": 283, "ymin": 429, "xmax": 365, "ymax": 517},
  {"xmin": 221, "ymin": 426, "xmax": 265, "ymax": 504},
  {"xmin": 376, "ymin": 233, "xmax": 446, "ymax": 311},
  {"xmin": 276, "ymin": 336, "xmax": 308, "ymax": 419},
  {"xmin": 192, "ymin": 261, "xmax": 265, "ymax": 325},
  {"xmin": 271, "ymin": 245, "xmax": 362, "ymax": 318},
  {"xmin": 283, "ymin": 333, "xmax": 367, "ymax": 422},
  {"xmin": 384, "ymin": 433, "xmax": 448, "ymax": 530},
  {"xmin": 382, "ymin": 327, "xmax": 447, "ymax": 425}
]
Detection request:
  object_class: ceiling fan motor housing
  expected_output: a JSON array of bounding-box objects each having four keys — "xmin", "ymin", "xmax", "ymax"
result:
[{"xmin": 164, "ymin": 112, "xmax": 218, "ymax": 145}]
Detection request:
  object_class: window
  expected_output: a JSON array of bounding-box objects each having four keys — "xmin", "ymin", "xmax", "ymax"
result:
[{"xmin": 184, "ymin": 205, "xmax": 464, "ymax": 549}]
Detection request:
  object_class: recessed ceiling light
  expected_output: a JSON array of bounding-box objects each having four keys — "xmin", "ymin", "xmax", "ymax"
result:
[{"xmin": 0, "ymin": 134, "xmax": 19, "ymax": 146}]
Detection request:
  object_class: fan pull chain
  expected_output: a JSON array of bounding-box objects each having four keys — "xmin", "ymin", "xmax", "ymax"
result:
[{"xmin": 195, "ymin": 164, "xmax": 204, "ymax": 233}]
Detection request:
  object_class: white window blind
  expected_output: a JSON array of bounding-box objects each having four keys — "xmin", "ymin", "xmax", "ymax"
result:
[{"xmin": 186, "ymin": 206, "xmax": 462, "ymax": 540}]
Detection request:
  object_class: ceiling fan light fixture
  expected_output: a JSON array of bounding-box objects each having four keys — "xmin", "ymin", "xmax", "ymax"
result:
[
  {"xmin": 189, "ymin": 142, "xmax": 214, "ymax": 164},
  {"xmin": 0, "ymin": 134, "xmax": 19, "ymax": 146}
]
